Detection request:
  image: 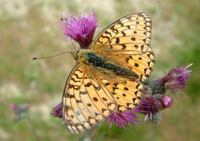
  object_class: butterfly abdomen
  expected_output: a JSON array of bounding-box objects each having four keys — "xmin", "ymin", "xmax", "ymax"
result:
[{"xmin": 85, "ymin": 52, "xmax": 139, "ymax": 80}]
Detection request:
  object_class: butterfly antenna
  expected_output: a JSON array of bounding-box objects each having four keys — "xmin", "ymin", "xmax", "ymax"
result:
[{"xmin": 32, "ymin": 51, "xmax": 73, "ymax": 60}]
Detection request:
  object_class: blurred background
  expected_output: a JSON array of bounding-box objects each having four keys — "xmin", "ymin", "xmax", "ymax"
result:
[{"xmin": 0, "ymin": 0, "xmax": 200, "ymax": 141}]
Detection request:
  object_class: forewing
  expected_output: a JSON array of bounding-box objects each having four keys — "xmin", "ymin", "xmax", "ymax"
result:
[{"xmin": 91, "ymin": 12, "xmax": 154, "ymax": 81}]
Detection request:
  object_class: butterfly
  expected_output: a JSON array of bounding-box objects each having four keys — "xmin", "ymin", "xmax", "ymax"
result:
[{"xmin": 62, "ymin": 12, "xmax": 155, "ymax": 134}]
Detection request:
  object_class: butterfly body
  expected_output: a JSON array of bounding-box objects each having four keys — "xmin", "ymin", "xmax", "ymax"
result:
[
  {"xmin": 62, "ymin": 12, "xmax": 155, "ymax": 134},
  {"xmin": 72, "ymin": 49, "xmax": 139, "ymax": 81},
  {"xmin": 84, "ymin": 52, "xmax": 139, "ymax": 80}
]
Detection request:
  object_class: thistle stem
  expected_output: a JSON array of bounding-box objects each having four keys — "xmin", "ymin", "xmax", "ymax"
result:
[
  {"xmin": 79, "ymin": 127, "xmax": 97, "ymax": 141},
  {"xmin": 26, "ymin": 114, "xmax": 41, "ymax": 141}
]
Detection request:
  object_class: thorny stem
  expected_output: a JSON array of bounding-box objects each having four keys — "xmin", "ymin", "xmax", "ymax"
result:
[{"xmin": 26, "ymin": 114, "xmax": 41, "ymax": 141}]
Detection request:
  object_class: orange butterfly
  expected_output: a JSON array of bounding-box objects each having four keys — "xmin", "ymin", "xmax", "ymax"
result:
[{"xmin": 62, "ymin": 12, "xmax": 154, "ymax": 134}]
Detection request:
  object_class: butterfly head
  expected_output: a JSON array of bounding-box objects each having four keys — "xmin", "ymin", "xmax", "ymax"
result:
[
  {"xmin": 72, "ymin": 50, "xmax": 80, "ymax": 61},
  {"xmin": 71, "ymin": 49, "xmax": 86, "ymax": 61},
  {"xmin": 72, "ymin": 49, "xmax": 93, "ymax": 63}
]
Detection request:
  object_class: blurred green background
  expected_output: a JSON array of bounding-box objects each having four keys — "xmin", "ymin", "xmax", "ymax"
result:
[{"xmin": 0, "ymin": 0, "xmax": 200, "ymax": 141}]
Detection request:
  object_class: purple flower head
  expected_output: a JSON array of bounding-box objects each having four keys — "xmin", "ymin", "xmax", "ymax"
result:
[
  {"xmin": 51, "ymin": 103, "xmax": 63, "ymax": 119},
  {"xmin": 107, "ymin": 109, "xmax": 137, "ymax": 128},
  {"xmin": 9, "ymin": 103, "xmax": 29, "ymax": 121},
  {"xmin": 136, "ymin": 97, "xmax": 162, "ymax": 116},
  {"xmin": 9, "ymin": 103, "xmax": 29, "ymax": 113},
  {"xmin": 10, "ymin": 103, "xmax": 18, "ymax": 111},
  {"xmin": 161, "ymin": 96, "xmax": 173, "ymax": 108},
  {"xmin": 161, "ymin": 64, "xmax": 191, "ymax": 92},
  {"xmin": 61, "ymin": 12, "xmax": 97, "ymax": 49}
]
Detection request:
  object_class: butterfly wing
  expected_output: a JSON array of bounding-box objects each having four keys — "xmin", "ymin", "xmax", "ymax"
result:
[
  {"xmin": 62, "ymin": 63, "xmax": 116, "ymax": 134},
  {"xmin": 62, "ymin": 12, "xmax": 154, "ymax": 134},
  {"xmin": 91, "ymin": 12, "xmax": 154, "ymax": 81},
  {"xmin": 90, "ymin": 66, "xmax": 143, "ymax": 112},
  {"xmin": 62, "ymin": 62, "xmax": 143, "ymax": 134}
]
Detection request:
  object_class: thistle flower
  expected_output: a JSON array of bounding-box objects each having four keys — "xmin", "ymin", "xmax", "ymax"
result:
[
  {"xmin": 10, "ymin": 103, "xmax": 29, "ymax": 113},
  {"xmin": 107, "ymin": 110, "xmax": 137, "ymax": 128},
  {"xmin": 10, "ymin": 103, "xmax": 18, "ymax": 111},
  {"xmin": 9, "ymin": 103, "xmax": 29, "ymax": 120},
  {"xmin": 161, "ymin": 65, "xmax": 191, "ymax": 92},
  {"xmin": 136, "ymin": 97, "xmax": 162, "ymax": 116},
  {"xmin": 51, "ymin": 103, "xmax": 63, "ymax": 118},
  {"xmin": 61, "ymin": 12, "xmax": 97, "ymax": 49}
]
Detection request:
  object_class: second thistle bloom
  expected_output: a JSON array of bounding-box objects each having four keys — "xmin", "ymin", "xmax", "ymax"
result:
[
  {"xmin": 136, "ymin": 95, "xmax": 173, "ymax": 115},
  {"xmin": 136, "ymin": 97, "xmax": 162, "ymax": 116},
  {"xmin": 107, "ymin": 110, "xmax": 137, "ymax": 128},
  {"xmin": 9, "ymin": 103, "xmax": 29, "ymax": 120},
  {"xmin": 61, "ymin": 12, "xmax": 97, "ymax": 49},
  {"xmin": 161, "ymin": 65, "xmax": 191, "ymax": 92}
]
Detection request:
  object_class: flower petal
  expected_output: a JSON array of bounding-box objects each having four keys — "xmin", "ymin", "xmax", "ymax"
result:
[{"xmin": 61, "ymin": 12, "xmax": 97, "ymax": 48}]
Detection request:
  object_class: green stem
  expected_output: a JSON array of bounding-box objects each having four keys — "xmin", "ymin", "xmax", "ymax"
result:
[
  {"xmin": 79, "ymin": 127, "xmax": 97, "ymax": 141},
  {"xmin": 26, "ymin": 115, "xmax": 41, "ymax": 141}
]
